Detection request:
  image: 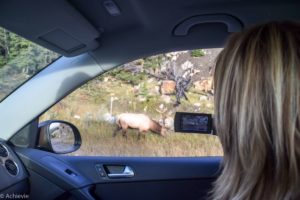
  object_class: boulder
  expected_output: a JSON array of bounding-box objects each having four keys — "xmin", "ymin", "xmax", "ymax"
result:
[
  {"xmin": 160, "ymin": 80, "xmax": 176, "ymax": 95},
  {"xmin": 193, "ymin": 77, "xmax": 213, "ymax": 92}
]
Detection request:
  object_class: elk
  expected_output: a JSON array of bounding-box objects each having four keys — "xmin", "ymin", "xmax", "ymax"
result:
[{"xmin": 113, "ymin": 113, "xmax": 167, "ymax": 139}]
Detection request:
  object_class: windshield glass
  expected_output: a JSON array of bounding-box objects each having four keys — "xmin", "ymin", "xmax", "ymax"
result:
[{"xmin": 0, "ymin": 27, "xmax": 60, "ymax": 101}]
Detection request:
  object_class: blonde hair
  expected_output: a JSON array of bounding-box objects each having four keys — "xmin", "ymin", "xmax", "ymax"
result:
[{"xmin": 213, "ymin": 21, "xmax": 300, "ymax": 200}]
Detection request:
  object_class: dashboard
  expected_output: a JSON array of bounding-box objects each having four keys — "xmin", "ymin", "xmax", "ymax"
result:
[{"xmin": 0, "ymin": 141, "xmax": 29, "ymax": 197}]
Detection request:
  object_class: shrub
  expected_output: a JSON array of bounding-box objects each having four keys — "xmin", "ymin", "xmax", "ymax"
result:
[
  {"xmin": 191, "ymin": 49, "xmax": 205, "ymax": 57},
  {"xmin": 110, "ymin": 70, "xmax": 147, "ymax": 86}
]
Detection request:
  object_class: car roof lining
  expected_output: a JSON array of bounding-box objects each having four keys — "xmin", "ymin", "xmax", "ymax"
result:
[{"xmin": 0, "ymin": 0, "xmax": 300, "ymax": 66}]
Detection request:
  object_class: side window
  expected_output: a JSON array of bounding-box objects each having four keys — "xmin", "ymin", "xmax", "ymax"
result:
[{"xmin": 40, "ymin": 49, "xmax": 223, "ymax": 157}]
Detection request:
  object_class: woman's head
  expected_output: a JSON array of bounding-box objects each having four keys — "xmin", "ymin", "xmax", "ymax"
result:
[{"xmin": 213, "ymin": 21, "xmax": 300, "ymax": 200}]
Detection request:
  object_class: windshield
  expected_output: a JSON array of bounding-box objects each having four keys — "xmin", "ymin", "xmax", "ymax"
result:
[{"xmin": 0, "ymin": 27, "xmax": 60, "ymax": 101}]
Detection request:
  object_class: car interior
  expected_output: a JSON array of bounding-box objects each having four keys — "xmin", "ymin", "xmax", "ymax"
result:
[{"xmin": 0, "ymin": 0, "xmax": 300, "ymax": 199}]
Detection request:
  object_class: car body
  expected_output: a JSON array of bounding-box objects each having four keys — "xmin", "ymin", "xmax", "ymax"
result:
[{"xmin": 0, "ymin": 0, "xmax": 299, "ymax": 199}]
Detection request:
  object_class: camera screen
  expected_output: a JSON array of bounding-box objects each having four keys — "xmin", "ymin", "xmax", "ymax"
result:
[
  {"xmin": 181, "ymin": 114, "xmax": 209, "ymax": 132},
  {"xmin": 174, "ymin": 112, "xmax": 213, "ymax": 134}
]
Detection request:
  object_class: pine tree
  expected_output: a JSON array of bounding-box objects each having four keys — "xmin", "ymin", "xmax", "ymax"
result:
[{"xmin": 0, "ymin": 26, "xmax": 59, "ymax": 99}]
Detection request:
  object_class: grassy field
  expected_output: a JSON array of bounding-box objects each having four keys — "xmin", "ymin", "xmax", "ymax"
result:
[
  {"xmin": 40, "ymin": 50, "xmax": 223, "ymax": 157},
  {"xmin": 40, "ymin": 75, "xmax": 223, "ymax": 157}
]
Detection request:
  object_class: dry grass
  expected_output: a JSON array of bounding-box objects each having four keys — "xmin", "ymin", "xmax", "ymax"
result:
[
  {"xmin": 76, "ymin": 121, "xmax": 222, "ymax": 157},
  {"xmin": 40, "ymin": 76, "xmax": 223, "ymax": 157}
]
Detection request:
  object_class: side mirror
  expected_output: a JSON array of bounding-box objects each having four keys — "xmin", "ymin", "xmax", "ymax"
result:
[{"xmin": 38, "ymin": 120, "xmax": 81, "ymax": 154}]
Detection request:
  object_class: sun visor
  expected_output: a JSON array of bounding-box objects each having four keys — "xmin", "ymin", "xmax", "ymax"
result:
[{"xmin": 0, "ymin": 0, "xmax": 100, "ymax": 57}]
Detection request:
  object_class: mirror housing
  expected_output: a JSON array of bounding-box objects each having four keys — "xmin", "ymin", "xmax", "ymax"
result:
[{"xmin": 38, "ymin": 120, "xmax": 81, "ymax": 154}]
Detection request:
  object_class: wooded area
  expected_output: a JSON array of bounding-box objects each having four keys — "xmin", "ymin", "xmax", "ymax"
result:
[{"xmin": 0, "ymin": 27, "xmax": 59, "ymax": 100}]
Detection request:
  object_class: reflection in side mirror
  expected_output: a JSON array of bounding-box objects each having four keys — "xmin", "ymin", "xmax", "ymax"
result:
[
  {"xmin": 49, "ymin": 122, "xmax": 76, "ymax": 153},
  {"xmin": 38, "ymin": 120, "xmax": 81, "ymax": 154}
]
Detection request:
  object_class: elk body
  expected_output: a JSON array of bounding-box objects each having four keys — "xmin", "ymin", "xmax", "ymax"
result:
[{"xmin": 113, "ymin": 113, "xmax": 166, "ymax": 139}]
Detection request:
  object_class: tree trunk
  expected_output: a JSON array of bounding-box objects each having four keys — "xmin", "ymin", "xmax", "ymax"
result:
[{"xmin": 3, "ymin": 30, "xmax": 10, "ymax": 58}]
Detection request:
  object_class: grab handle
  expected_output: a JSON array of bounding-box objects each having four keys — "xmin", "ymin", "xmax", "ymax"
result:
[{"xmin": 174, "ymin": 14, "xmax": 243, "ymax": 36}]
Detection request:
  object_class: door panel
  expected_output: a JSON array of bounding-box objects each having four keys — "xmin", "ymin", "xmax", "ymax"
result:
[
  {"xmin": 94, "ymin": 179, "xmax": 215, "ymax": 200},
  {"xmin": 65, "ymin": 156, "xmax": 221, "ymax": 200},
  {"xmin": 15, "ymin": 148, "xmax": 221, "ymax": 200},
  {"xmin": 63, "ymin": 156, "xmax": 221, "ymax": 182}
]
